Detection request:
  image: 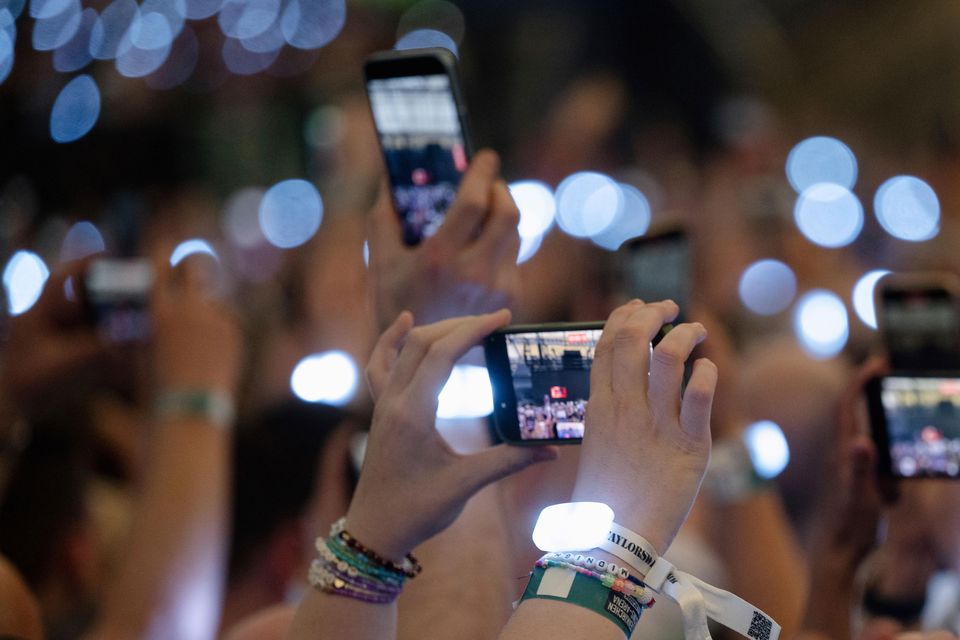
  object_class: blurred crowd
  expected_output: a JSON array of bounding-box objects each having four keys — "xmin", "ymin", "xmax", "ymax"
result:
[{"xmin": 4, "ymin": 1, "xmax": 960, "ymax": 639}]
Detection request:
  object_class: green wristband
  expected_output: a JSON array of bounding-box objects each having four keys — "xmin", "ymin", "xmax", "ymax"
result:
[{"xmin": 519, "ymin": 565, "xmax": 643, "ymax": 638}]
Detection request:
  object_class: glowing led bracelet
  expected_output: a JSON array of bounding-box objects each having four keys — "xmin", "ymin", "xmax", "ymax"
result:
[{"xmin": 532, "ymin": 502, "xmax": 614, "ymax": 552}]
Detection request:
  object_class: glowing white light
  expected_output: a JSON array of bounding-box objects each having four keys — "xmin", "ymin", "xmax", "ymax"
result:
[
  {"xmin": 744, "ymin": 420, "xmax": 790, "ymax": 479},
  {"xmin": 517, "ymin": 232, "xmax": 543, "ymax": 264},
  {"xmin": 395, "ymin": 28, "xmax": 458, "ymax": 56},
  {"xmin": 3, "ymin": 250, "xmax": 50, "ymax": 315},
  {"xmin": 785, "ymin": 136, "xmax": 857, "ymax": 193},
  {"xmin": 852, "ymin": 269, "xmax": 891, "ymax": 329},
  {"xmin": 738, "ymin": 259, "xmax": 797, "ymax": 315},
  {"xmin": 89, "ymin": 0, "xmax": 137, "ymax": 60},
  {"xmin": 115, "ymin": 36, "xmax": 171, "ymax": 77},
  {"xmin": 290, "ymin": 351, "xmax": 358, "ymax": 406},
  {"xmin": 362, "ymin": 240, "xmax": 369, "ymax": 267},
  {"xmin": 30, "ymin": 0, "xmax": 71, "ymax": 20},
  {"xmin": 222, "ymin": 187, "xmax": 266, "ymax": 248},
  {"xmin": 590, "ymin": 183, "xmax": 651, "ymax": 251},
  {"xmin": 259, "ymin": 179, "xmax": 323, "ymax": 249},
  {"xmin": 170, "ymin": 238, "xmax": 218, "ymax": 267},
  {"xmin": 184, "ymin": 0, "xmax": 222, "ymax": 20},
  {"xmin": 222, "ymin": 36, "xmax": 279, "ymax": 75},
  {"xmin": 240, "ymin": 17, "xmax": 284, "ymax": 53},
  {"xmin": 280, "ymin": 0, "xmax": 345, "ymax": 50},
  {"xmin": 218, "ymin": 0, "xmax": 279, "ymax": 40},
  {"xmin": 436, "ymin": 364, "xmax": 494, "ymax": 419},
  {"xmin": 509, "ymin": 180, "xmax": 556, "ymax": 239},
  {"xmin": 53, "ymin": 7, "xmax": 95, "ymax": 73},
  {"xmin": 60, "ymin": 221, "xmax": 105, "ymax": 262},
  {"xmin": 31, "ymin": 0, "xmax": 81, "ymax": 51},
  {"xmin": 50, "ymin": 74, "xmax": 100, "ymax": 143},
  {"xmin": 554, "ymin": 172, "xmax": 622, "ymax": 239},
  {"xmin": 793, "ymin": 289, "xmax": 849, "ymax": 359},
  {"xmin": 0, "ymin": 26, "xmax": 14, "ymax": 86},
  {"xmin": 140, "ymin": 0, "xmax": 186, "ymax": 38},
  {"xmin": 874, "ymin": 176, "xmax": 940, "ymax": 242},
  {"xmin": 532, "ymin": 502, "xmax": 614, "ymax": 552},
  {"xmin": 129, "ymin": 10, "xmax": 173, "ymax": 50},
  {"xmin": 793, "ymin": 183, "xmax": 863, "ymax": 248}
]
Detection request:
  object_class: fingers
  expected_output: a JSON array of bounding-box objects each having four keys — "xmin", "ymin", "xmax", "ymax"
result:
[
  {"xmin": 365, "ymin": 311, "xmax": 414, "ymax": 401},
  {"xmin": 591, "ymin": 299, "xmax": 644, "ymax": 396},
  {"xmin": 679, "ymin": 357, "xmax": 718, "ymax": 442},
  {"xmin": 648, "ymin": 322, "xmax": 707, "ymax": 420},
  {"xmin": 611, "ymin": 300, "xmax": 679, "ymax": 399},
  {"xmin": 467, "ymin": 179, "xmax": 520, "ymax": 267},
  {"xmin": 433, "ymin": 149, "xmax": 500, "ymax": 247},
  {"xmin": 459, "ymin": 444, "xmax": 558, "ymax": 494},
  {"xmin": 368, "ymin": 178, "xmax": 403, "ymax": 264},
  {"xmin": 406, "ymin": 308, "xmax": 511, "ymax": 402}
]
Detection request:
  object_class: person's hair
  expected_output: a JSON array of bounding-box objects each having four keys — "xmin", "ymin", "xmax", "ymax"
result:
[{"xmin": 228, "ymin": 400, "xmax": 350, "ymax": 582}]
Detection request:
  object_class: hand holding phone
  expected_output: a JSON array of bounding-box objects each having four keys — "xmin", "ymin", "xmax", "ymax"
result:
[{"xmin": 83, "ymin": 258, "xmax": 154, "ymax": 343}]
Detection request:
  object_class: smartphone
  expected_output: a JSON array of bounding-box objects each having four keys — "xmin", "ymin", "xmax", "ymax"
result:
[
  {"xmin": 867, "ymin": 374, "xmax": 960, "ymax": 478},
  {"xmin": 83, "ymin": 258, "xmax": 154, "ymax": 343},
  {"xmin": 364, "ymin": 48, "xmax": 473, "ymax": 246},
  {"xmin": 622, "ymin": 229, "xmax": 690, "ymax": 320},
  {"xmin": 876, "ymin": 272, "xmax": 960, "ymax": 372},
  {"xmin": 485, "ymin": 323, "xmax": 602, "ymax": 445}
]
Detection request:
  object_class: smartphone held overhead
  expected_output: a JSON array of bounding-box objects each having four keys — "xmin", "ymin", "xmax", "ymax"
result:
[{"xmin": 364, "ymin": 48, "xmax": 473, "ymax": 246}]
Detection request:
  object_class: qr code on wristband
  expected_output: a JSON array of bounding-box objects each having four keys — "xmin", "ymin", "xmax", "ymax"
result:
[{"xmin": 748, "ymin": 611, "xmax": 772, "ymax": 640}]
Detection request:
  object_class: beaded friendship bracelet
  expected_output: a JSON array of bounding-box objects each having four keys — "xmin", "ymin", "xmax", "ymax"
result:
[
  {"xmin": 540, "ymin": 552, "xmax": 645, "ymax": 586},
  {"xmin": 535, "ymin": 558, "xmax": 656, "ymax": 606},
  {"xmin": 307, "ymin": 517, "xmax": 421, "ymax": 604}
]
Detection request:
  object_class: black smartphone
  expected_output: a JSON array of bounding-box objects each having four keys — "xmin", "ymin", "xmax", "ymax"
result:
[
  {"xmin": 867, "ymin": 374, "xmax": 960, "ymax": 479},
  {"xmin": 364, "ymin": 48, "xmax": 473, "ymax": 246},
  {"xmin": 83, "ymin": 258, "xmax": 154, "ymax": 343},
  {"xmin": 622, "ymin": 229, "xmax": 690, "ymax": 321},
  {"xmin": 485, "ymin": 323, "xmax": 603, "ymax": 445},
  {"xmin": 876, "ymin": 273, "xmax": 960, "ymax": 372}
]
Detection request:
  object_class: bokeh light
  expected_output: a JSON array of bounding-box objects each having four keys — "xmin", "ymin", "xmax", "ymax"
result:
[
  {"xmin": 509, "ymin": 180, "xmax": 556, "ymax": 239},
  {"xmin": 30, "ymin": 0, "xmax": 72, "ymax": 20},
  {"xmin": 738, "ymin": 259, "xmax": 797, "ymax": 315},
  {"xmin": 874, "ymin": 176, "xmax": 940, "ymax": 241},
  {"xmin": 554, "ymin": 171, "xmax": 622, "ymax": 239},
  {"xmin": 516, "ymin": 232, "xmax": 543, "ymax": 265},
  {"xmin": 145, "ymin": 25, "xmax": 199, "ymax": 90},
  {"xmin": 259, "ymin": 179, "xmax": 323, "ymax": 249},
  {"xmin": 218, "ymin": 0, "xmax": 279, "ymax": 40},
  {"xmin": 436, "ymin": 364, "xmax": 494, "ymax": 419},
  {"xmin": 60, "ymin": 220, "xmax": 105, "ymax": 262},
  {"xmin": 852, "ymin": 269, "xmax": 891, "ymax": 329},
  {"xmin": 290, "ymin": 351, "xmax": 358, "ymax": 406},
  {"xmin": 397, "ymin": 0, "xmax": 464, "ymax": 45},
  {"xmin": 184, "ymin": 0, "xmax": 222, "ymax": 20},
  {"xmin": 222, "ymin": 36, "xmax": 279, "ymax": 75},
  {"xmin": 240, "ymin": 16, "xmax": 284, "ymax": 54},
  {"xmin": 31, "ymin": 0, "xmax": 81, "ymax": 51},
  {"xmin": 785, "ymin": 136, "xmax": 857, "ymax": 192},
  {"xmin": 590, "ymin": 183, "xmax": 651, "ymax": 251},
  {"xmin": 2, "ymin": 1, "xmax": 24, "ymax": 20},
  {"xmin": 3, "ymin": 250, "xmax": 50, "ymax": 315},
  {"xmin": 280, "ymin": 0, "xmax": 345, "ymax": 50},
  {"xmin": 53, "ymin": 7, "xmax": 96, "ymax": 72},
  {"xmin": 222, "ymin": 187, "xmax": 266, "ymax": 248},
  {"xmin": 0, "ymin": 22, "xmax": 14, "ymax": 86},
  {"xmin": 793, "ymin": 183, "xmax": 863, "ymax": 248},
  {"xmin": 744, "ymin": 420, "xmax": 790, "ymax": 479},
  {"xmin": 394, "ymin": 28, "xmax": 458, "ymax": 57},
  {"xmin": 89, "ymin": 0, "xmax": 137, "ymax": 60},
  {"xmin": 793, "ymin": 289, "xmax": 849, "ymax": 359},
  {"xmin": 49, "ymin": 74, "xmax": 101, "ymax": 143},
  {"xmin": 170, "ymin": 238, "xmax": 218, "ymax": 266},
  {"xmin": 362, "ymin": 240, "xmax": 369, "ymax": 267},
  {"xmin": 115, "ymin": 33, "xmax": 172, "ymax": 77}
]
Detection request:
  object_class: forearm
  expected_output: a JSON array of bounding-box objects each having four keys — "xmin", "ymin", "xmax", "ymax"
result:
[
  {"xmin": 499, "ymin": 598, "xmax": 623, "ymax": 640},
  {"xmin": 707, "ymin": 491, "xmax": 807, "ymax": 637},
  {"xmin": 285, "ymin": 591, "xmax": 397, "ymax": 640},
  {"xmin": 92, "ymin": 416, "xmax": 230, "ymax": 640}
]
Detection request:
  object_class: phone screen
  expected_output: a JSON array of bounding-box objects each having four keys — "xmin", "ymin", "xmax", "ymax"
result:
[
  {"xmin": 85, "ymin": 259, "xmax": 153, "ymax": 343},
  {"xmin": 881, "ymin": 287, "xmax": 960, "ymax": 370},
  {"xmin": 367, "ymin": 72, "xmax": 469, "ymax": 245},
  {"xmin": 495, "ymin": 327, "xmax": 601, "ymax": 442},
  {"xmin": 873, "ymin": 375, "xmax": 960, "ymax": 478},
  {"xmin": 624, "ymin": 230, "xmax": 690, "ymax": 318}
]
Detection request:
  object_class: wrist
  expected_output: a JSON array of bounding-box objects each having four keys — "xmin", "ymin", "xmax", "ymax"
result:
[
  {"xmin": 153, "ymin": 388, "xmax": 236, "ymax": 429},
  {"xmin": 343, "ymin": 506, "xmax": 412, "ymax": 565}
]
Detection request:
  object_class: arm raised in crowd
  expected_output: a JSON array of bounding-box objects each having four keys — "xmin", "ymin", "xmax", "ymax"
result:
[
  {"xmin": 283, "ymin": 310, "xmax": 557, "ymax": 640},
  {"xmin": 367, "ymin": 149, "xmax": 521, "ymax": 331},
  {"xmin": 88, "ymin": 259, "xmax": 242, "ymax": 640}
]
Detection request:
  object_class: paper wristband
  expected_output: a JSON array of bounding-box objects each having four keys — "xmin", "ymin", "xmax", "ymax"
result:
[
  {"xmin": 600, "ymin": 523, "xmax": 781, "ymax": 640},
  {"xmin": 520, "ymin": 565, "xmax": 643, "ymax": 638}
]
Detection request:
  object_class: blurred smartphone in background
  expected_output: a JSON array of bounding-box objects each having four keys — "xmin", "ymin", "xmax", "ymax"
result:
[
  {"xmin": 876, "ymin": 272, "xmax": 960, "ymax": 372},
  {"xmin": 364, "ymin": 47, "xmax": 473, "ymax": 246},
  {"xmin": 485, "ymin": 322, "xmax": 602, "ymax": 445},
  {"xmin": 622, "ymin": 229, "xmax": 690, "ymax": 320},
  {"xmin": 867, "ymin": 374, "xmax": 960, "ymax": 479},
  {"xmin": 84, "ymin": 258, "xmax": 153, "ymax": 343}
]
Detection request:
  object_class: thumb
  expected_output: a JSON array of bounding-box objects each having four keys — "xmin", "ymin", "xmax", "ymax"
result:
[{"xmin": 459, "ymin": 444, "xmax": 558, "ymax": 494}]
